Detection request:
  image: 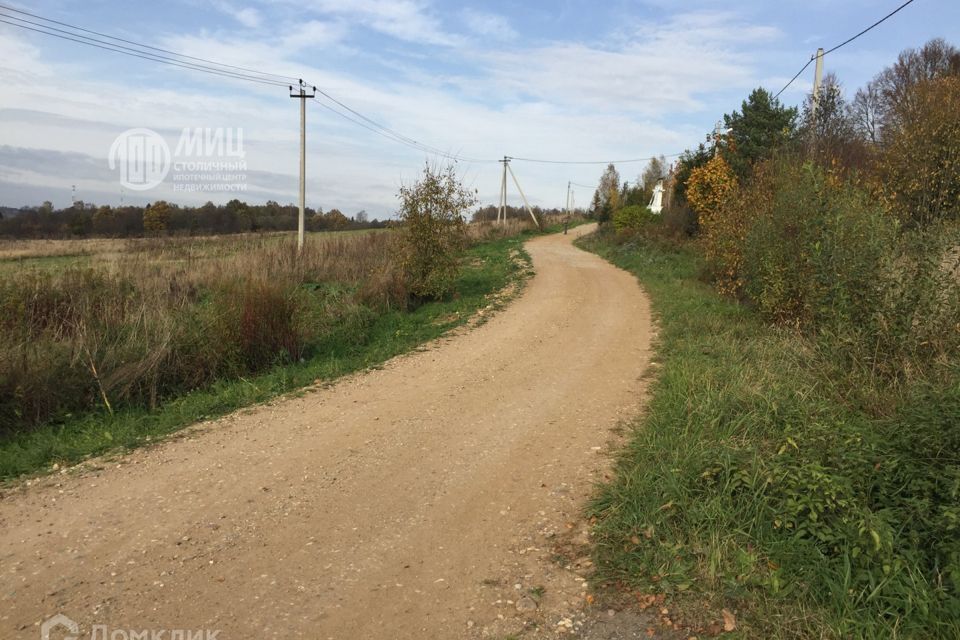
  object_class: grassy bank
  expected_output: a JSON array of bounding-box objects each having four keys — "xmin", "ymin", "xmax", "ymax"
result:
[
  {"xmin": 0, "ymin": 230, "xmax": 534, "ymax": 481},
  {"xmin": 578, "ymin": 230, "xmax": 960, "ymax": 638}
]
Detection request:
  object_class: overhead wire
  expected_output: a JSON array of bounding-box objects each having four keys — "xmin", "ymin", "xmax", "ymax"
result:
[
  {"xmin": 0, "ymin": 3, "xmax": 297, "ymax": 83},
  {"xmin": 0, "ymin": 15, "xmax": 291, "ymax": 87},
  {"xmin": 773, "ymin": 0, "xmax": 918, "ymax": 99},
  {"xmin": 0, "ymin": 5, "xmax": 494, "ymax": 162},
  {"xmin": 308, "ymin": 96, "xmax": 495, "ymax": 163},
  {"xmin": 508, "ymin": 152, "xmax": 684, "ymax": 165}
]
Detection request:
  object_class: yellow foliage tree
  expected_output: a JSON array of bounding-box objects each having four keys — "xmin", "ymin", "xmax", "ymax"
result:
[
  {"xmin": 686, "ymin": 156, "xmax": 744, "ymax": 294},
  {"xmin": 877, "ymin": 76, "xmax": 960, "ymax": 227},
  {"xmin": 143, "ymin": 200, "xmax": 171, "ymax": 233}
]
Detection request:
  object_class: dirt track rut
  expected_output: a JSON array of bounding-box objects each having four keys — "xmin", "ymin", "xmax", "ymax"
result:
[{"xmin": 0, "ymin": 225, "xmax": 653, "ymax": 639}]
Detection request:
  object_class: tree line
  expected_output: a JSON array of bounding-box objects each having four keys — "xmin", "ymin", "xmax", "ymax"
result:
[{"xmin": 0, "ymin": 199, "xmax": 388, "ymax": 238}]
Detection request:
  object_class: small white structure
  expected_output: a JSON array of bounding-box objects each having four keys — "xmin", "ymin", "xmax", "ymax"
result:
[{"xmin": 648, "ymin": 179, "xmax": 664, "ymax": 214}]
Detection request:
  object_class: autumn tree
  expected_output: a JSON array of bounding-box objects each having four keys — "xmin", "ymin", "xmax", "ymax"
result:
[
  {"xmin": 871, "ymin": 38, "xmax": 960, "ymax": 135},
  {"xmin": 143, "ymin": 200, "xmax": 172, "ymax": 233},
  {"xmin": 851, "ymin": 81, "xmax": 883, "ymax": 144},
  {"xmin": 799, "ymin": 73, "xmax": 866, "ymax": 170},
  {"xmin": 396, "ymin": 163, "xmax": 475, "ymax": 301},
  {"xmin": 672, "ymin": 144, "xmax": 712, "ymax": 206},
  {"xmin": 686, "ymin": 155, "xmax": 742, "ymax": 294},
  {"xmin": 592, "ymin": 164, "xmax": 621, "ymax": 223},
  {"xmin": 877, "ymin": 75, "xmax": 960, "ymax": 226}
]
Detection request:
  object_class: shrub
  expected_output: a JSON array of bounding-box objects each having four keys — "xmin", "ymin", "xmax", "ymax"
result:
[
  {"xmin": 661, "ymin": 204, "xmax": 698, "ymax": 237},
  {"xmin": 741, "ymin": 156, "xmax": 960, "ymax": 388},
  {"xmin": 395, "ymin": 163, "xmax": 475, "ymax": 301},
  {"xmin": 686, "ymin": 155, "xmax": 743, "ymax": 294},
  {"xmin": 743, "ymin": 159, "xmax": 896, "ymax": 329},
  {"xmin": 613, "ymin": 205, "xmax": 654, "ymax": 232},
  {"xmin": 877, "ymin": 76, "xmax": 960, "ymax": 227}
]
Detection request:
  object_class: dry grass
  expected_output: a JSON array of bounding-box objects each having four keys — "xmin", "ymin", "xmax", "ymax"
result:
[
  {"xmin": 0, "ymin": 220, "xmax": 548, "ymax": 434},
  {"xmin": 0, "ymin": 231, "xmax": 404, "ymax": 432}
]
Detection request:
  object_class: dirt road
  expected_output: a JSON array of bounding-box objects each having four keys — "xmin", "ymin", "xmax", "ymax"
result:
[{"xmin": 0, "ymin": 225, "xmax": 653, "ymax": 639}]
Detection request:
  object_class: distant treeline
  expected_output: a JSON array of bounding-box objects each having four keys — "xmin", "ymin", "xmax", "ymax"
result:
[
  {"xmin": 0, "ymin": 199, "xmax": 389, "ymax": 238},
  {"xmin": 0, "ymin": 199, "xmax": 576, "ymax": 239}
]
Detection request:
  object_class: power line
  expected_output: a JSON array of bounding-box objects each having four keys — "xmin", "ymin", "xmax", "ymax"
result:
[
  {"xmin": 773, "ymin": 58, "xmax": 814, "ymax": 100},
  {"xmin": 773, "ymin": 0, "xmax": 918, "ymax": 99},
  {"xmin": 507, "ymin": 152, "xmax": 683, "ymax": 165},
  {"xmin": 823, "ymin": 0, "xmax": 917, "ymax": 56},
  {"xmin": 315, "ymin": 91, "xmax": 495, "ymax": 163},
  {"xmin": 0, "ymin": 4, "xmax": 495, "ymax": 163},
  {"xmin": 0, "ymin": 3, "xmax": 297, "ymax": 83},
  {"xmin": 0, "ymin": 16, "xmax": 290, "ymax": 87},
  {"xmin": 308, "ymin": 97, "xmax": 494, "ymax": 163}
]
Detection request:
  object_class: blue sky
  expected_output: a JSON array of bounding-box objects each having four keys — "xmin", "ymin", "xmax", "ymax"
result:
[{"xmin": 0, "ymin": 0, "xmax": 958, "ymax": 217}]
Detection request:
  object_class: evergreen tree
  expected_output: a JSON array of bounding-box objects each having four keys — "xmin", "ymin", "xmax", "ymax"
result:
[{"xmin": 723, "ymin": 88, "xmax": 798, "ymax": 179}]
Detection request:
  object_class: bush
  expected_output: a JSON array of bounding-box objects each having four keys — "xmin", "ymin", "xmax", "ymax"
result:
[
  {"xmin": 661, "ymin": 205, "xmax": 698, "ymax": 237},
  {"xmin": 877, "ymin": 76, "xmax": 960, "ymax": 227},
  {"xmin": 613, "ymin": 205, "xmax": 655, "ymax": 232},
  {"xmin": 741, "ymin": 156, "xmax": 960, "ymax": 389},
  {"xmin": 743, "ymin": 159, "xmax": 896, "ymax": 329},
  {"xmin": 686, "ymin": 155, "xmax": 743, "ymax": 295},
  {"xmin": 395, "ymin": 163, "xmax": 475, "ymax": 301}
]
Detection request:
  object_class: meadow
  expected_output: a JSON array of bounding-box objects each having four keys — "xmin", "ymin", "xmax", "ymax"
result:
[{"xmin": 0, "ymin": 219, "xmax": 541, "ymax": 479}]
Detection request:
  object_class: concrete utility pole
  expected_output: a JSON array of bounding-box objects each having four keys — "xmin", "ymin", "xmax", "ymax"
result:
[
  {"xmin": 812, "ymin": 47, "xmax": 825, "ymax": 123},
  {"xmin": 497, "ymin": 156, "xmax": 508, "ymax": 225},
  {"xmin": 289, "ymin": 79, "xmax": 316, "ymax": 251},
  {"xmin": 565, "ymin": 181, "xmax": 572, "ymax": 217},
  {"xmin": 505, "ymin": 161, "xmax": 540, "ymax": 230}
]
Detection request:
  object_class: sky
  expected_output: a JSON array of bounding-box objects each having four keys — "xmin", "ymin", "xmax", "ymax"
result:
[{"xmin": 0, "ymin": 0, "xmax": 958, "ymax": 218}]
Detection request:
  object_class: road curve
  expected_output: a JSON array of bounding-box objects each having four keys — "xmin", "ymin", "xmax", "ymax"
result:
[{"xmin": 0, "ymin": 225, "xmax": 653, "ymax": 639}]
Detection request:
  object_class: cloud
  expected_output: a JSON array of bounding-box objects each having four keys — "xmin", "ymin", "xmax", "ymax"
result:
[
  {"xmin": 289, "ymin": 0, "xmax": 460, "ymax": 47},
  {"xmin": 470, "ymin": 11, "xmax": 775, "ymax": 117},
  {"xmin": 461, "ymin": 9, "xmax": 517, "ymax": 41},
  {"xmin": 211, "ymin": 1, "xmax": 263, "ymax": 29}
]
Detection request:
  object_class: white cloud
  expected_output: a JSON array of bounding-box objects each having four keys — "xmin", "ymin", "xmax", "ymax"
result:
[
  {"xmin": 461, "ymin": 9, "xmax": 517, "ymax": 41},
  {"xmin": 211, "ymin": 1, "xmax": 263, "ymax": 28},
  {"xmin": 289, "ymin": 0, "xmax": 460, "ymax": 46}
]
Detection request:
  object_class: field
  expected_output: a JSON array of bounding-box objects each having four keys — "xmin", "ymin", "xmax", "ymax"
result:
[{"xmin": 0, "ymin": 221, "xmax": 540, "ymax": 480}]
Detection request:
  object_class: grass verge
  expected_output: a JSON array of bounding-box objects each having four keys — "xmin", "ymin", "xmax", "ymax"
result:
[
  {"xmin": 0, "ymin": 233, "xmax": 534, "ymax": 482},
  {"xmin": 577, "ymin": 230, "xmax": 960, "ymax": 639}
]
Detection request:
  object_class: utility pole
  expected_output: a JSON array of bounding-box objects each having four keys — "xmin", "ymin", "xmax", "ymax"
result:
[
  {"xmin": 497, "ymin": 156, "xmax": 508, "ymax": 225},
  {"xmin": 505, "ymin": 159, "xmax": 540, "ymax": 230},
  {"xmin": 812, "ymin": 48, "xmax": 825, "ymax": 125},
  {"xmin": 712, "ymin": 121, "xmax": 731, "ymax": 157},
  {"xmin": 565, "ymin": 181, "xmax": 571, "ymax": 217},
  {"xmin": 289, "ymin": 79, "xmax": 316, "ymax": 251}
]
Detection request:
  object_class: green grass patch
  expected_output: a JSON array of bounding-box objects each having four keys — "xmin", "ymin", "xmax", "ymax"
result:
[
  {"xmin": 577, "ymin": 230, "xmax": 960, "ymax": 639},
  {"xmin": 0, "ymin": 233, "xmax": 533, "ymax": 482}
]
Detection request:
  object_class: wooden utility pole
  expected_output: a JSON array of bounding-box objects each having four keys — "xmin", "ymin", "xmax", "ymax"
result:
[{"xmin": 289, "ymin": 79, "xmax": 316, "ymax": 251}]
